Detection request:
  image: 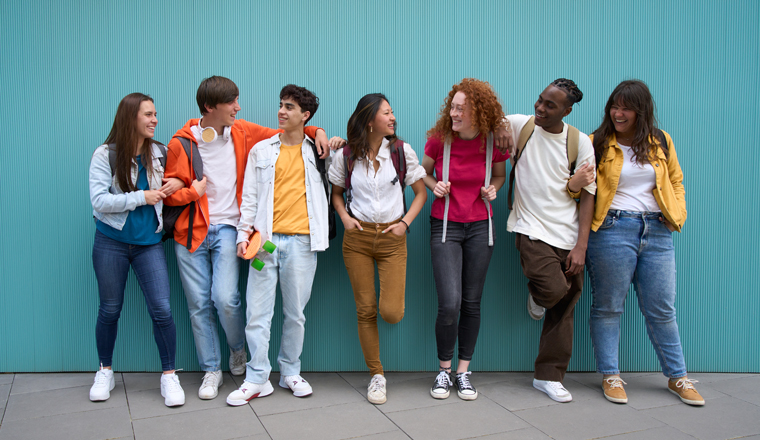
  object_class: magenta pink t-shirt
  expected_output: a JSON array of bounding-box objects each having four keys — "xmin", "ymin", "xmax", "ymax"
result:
[{"xmin": 425, "ymin": 134, "xmax": 510, "ymax": 223}]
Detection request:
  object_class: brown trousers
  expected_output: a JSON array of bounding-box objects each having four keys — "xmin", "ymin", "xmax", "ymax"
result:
[
  {"xmin": 342, "ymin": 219, "xmax": 407, "ymax": 376},
  {"xmin": 516, "ymin": 234, "xmax": 583, "ymax": 382}
]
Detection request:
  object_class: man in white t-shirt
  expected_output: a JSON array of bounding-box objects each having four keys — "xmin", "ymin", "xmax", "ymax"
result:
[{"xmin": 506, "ymin": 78, "xmax": 596, "ymax": 403}]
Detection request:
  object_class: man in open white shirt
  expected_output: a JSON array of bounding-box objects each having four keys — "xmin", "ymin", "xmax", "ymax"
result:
[{"xmin": 506, "ymin": 79, "xmax": 596, "ymax": 403}]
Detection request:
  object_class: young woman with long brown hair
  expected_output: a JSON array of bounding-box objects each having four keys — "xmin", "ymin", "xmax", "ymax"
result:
[
  {"xmin": 88, "ymin": 93, "xmax": 185, "ymax": 406},
  {"xmin": 585, "ymin": 79, "xmax": 704, "ymax": 406}
]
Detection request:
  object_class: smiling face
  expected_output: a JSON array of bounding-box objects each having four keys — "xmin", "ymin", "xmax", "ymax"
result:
[
  {"xmin": 135, "ymin": 100, "xmax": 157, "ymax": 143},
  {"xmin": 534, "ymin": 85, "xmax": 572, "ymax": 134},
  {"xmin": 205, "ymin": 96, "xmax": 240, "ymax": 129},
  {"xmin": 278, "ymin": 97, "xmax": 309, "ymax": 132},
  {"xmin": 368, "ymin": 100, "xmax": 395, "ymax": 137},
  {"xmin": 450, "ymin": 91, "xmax": 477, "ymax": 138},
  {"xmin": 610, "ymin": 99, "xmax": 638, "ymax": 139}
]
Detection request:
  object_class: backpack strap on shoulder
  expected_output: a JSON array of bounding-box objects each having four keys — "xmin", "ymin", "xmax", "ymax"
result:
[
  {"xmin": 507, "ymin": 117, "xmax": 535, "ymax": 210},
  {"xmin": 566, "ymin": 124, "xmax": 579, "ymax": 174},
  {"xmin": 441, "ymin": 137, "xmax": 452, "ymax": 243},
  {"xmin": 483, "ymin": 133, "xmax": 494, "ymax": 246},
  {"xmin": 342, "ymin": 145, "xmax": 355, "ymax": 218},
  {"xmin": 107, "ymin": 143, "xmax": 117, "ymax": 176},
  {"xmin": 390, "ymin": 140, "xmax": 409, "ymax": 223}
]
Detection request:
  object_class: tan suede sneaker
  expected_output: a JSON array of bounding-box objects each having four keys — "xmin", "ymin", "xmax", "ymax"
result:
[
  {"xmin": 602, "ymin": 377, "xmax": 628, "ymax": 403},
  {"xmin": 668, "ymin": 378, "xmax": 705, "ymax": 406}
]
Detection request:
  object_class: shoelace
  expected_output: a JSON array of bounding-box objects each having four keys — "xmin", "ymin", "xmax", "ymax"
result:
[
  {"xmin": 231, "ymin": 350, "xmax": 246, "ymax": 365},
  {"xmin": 368, "ymin": 376, "xmax": 385, "ymax": 393},
  {"xmin": 201, "ymin": 372, "xmax": 218, "ymax": 389},
  {"xmin": 164, "ymin": 374, "xmax": 182, "ymax": 392},
  {"xmin": 549, "ymin": 381, "xmax": 569, "ymax": 394},
  {"xmin": 675, "ymin": 378, "xmax": 698, "ymax": 390},
  {"xmin": 604, "ymin": 377, "xmax": 627, "ymax": 389},
  {"xmin": 457, "ymin": 372, "xmax": 474, "ymax": 390},
  {"xmin": 93, "ymin": 365, "xmax": 110, "ymax": 386},
  {"xmin": 435, "ymin": 370, "xmax": 453, "ymax": 388}
]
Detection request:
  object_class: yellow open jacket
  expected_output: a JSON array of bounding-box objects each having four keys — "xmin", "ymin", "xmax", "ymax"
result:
[{"xmin": 590, "ymin": 130, "xmax": 686, "ymax": 232}]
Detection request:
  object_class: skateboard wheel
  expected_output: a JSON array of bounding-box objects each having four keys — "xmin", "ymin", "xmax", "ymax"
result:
[
  {"xmin": 262, "ymin": 241, "xmax": 276, "ymax": 253},
  {"xmin": 251, "ymin": 258, "xmax": 265, "ymax": 271}
]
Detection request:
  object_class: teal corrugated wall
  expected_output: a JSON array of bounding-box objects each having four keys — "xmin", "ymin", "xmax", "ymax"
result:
[{"xmin": 1, "ymin": 0, "xmax": 758, "ymax": 373}]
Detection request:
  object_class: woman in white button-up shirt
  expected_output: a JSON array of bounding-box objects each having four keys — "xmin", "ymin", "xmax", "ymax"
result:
[{"xmin": 328, "ymin": 93, "xmax": 427, "ymax": 406}]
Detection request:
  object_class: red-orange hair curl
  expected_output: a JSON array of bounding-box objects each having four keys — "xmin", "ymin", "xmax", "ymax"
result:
[{"xmin": 427, "ymin": 78, "xmax": 506, "ymax": 144}]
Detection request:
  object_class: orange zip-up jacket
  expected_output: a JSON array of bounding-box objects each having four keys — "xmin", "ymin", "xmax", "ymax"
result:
[{"xmin": 164, "ymin": 118, "xmax": 321, "ymax": 252}]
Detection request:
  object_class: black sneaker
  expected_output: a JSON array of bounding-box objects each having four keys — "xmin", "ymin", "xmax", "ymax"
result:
[
  {"xmin": 430, "ymin": 370, "xmax": 452, "ymax": 399},
  {"xmin": 456, "ymin": 371, "xmax": 478, "ymax": 400}
]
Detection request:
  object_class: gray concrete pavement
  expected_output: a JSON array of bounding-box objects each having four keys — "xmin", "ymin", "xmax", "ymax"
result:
[{"xmin": 0, "ymin": 372, "xmax": 758, "ymax": 440}]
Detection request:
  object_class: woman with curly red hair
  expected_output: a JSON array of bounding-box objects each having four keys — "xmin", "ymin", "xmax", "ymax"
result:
[{"xmin": 421, "ymin": 78, "xmax": 510, "ymax": 400}]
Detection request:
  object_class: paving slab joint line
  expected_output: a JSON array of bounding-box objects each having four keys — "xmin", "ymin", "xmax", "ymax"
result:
[{"xmin": 0, "ymin": 374, "xmax": 12, "ymax": 426}]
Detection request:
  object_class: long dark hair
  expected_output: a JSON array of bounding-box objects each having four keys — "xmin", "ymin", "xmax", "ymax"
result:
[
  {"xmin": 592, "ymin": 79, "xmax": 667, "ymax": 165},
  {"xmin": 346, "ymin": 93, "xmax": 399, "ymax": 164},
  {"xmin": 103, "ymin": 93, "xmax": 157, "ymax": 192}
]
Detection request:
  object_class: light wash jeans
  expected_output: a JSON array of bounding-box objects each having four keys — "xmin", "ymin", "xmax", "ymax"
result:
[
  {"xmin": 244, "ymin": 233, "xmax": 317, "ymax": 384},
  {"xmin": 586, "ymin": 210, "xmax": 687, "ymax": 378},
  {"xmin": 175, "ymin": 224, "xmax": 246, "ymax": 371}
]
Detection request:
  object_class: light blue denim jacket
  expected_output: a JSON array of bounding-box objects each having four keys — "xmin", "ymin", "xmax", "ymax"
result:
[
  {"xmin": 237, "ymin": 133, "xmax": 331, "ymax": 252},
  {"xmin": 89, "ymin": 143, "xmax": 165, "ymax": 232}
]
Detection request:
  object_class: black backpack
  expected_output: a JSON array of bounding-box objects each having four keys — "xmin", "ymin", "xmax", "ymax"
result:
[
  {"xmin": 308, "ymin": 140, "xmax": 337, "ymax": 240},
  {"xmin": 107, "ymin": 138, "xmax": 202, "ymax": 249}
]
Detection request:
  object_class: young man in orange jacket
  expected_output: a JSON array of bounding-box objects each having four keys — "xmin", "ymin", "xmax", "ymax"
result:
[{"xmin": 163, "ymin": 76, "xmax": 335, "ymax": 400}]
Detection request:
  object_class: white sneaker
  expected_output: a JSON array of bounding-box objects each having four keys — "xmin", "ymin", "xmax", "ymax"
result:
[
  {"xmin": 367, "ymin": 374, "xmax": 387, "ymax": 405},
  {"xmin": 278, "ymin": 374, "xmax": 313, "ymax": 397},
  {"xmin": 89, "ymin": 366, "xmax": 115, "ymax": 401},
  {"xmin": 229, "ymin": 348, "xmax": 246, "ymax": 376},
  {"xmin": 160, "ymin": 372, "xmax": 185, "ymax": 407},
  {"xmin": 533, "ymin": 379, "xmax": 572, "ymax": 402},
  {"xmin": 226, "ymin": 380, "xmax": 274, "ymax": 406},
  {"xmin": 198, "ymin": 370, "xmax": 223, "ymax": 400},
  {"xmin": 527, "ymin": 295, "xmax": 546, "ymax": 320}
]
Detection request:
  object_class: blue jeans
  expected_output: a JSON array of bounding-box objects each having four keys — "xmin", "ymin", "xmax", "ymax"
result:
[
  {"xmin": 174, "ymin": 224, "xmax": 246, "ymax": 371},
  {"xmin": 92, "ymin": 230, "xmax": 176, "ymax": 371},
  {"xmin": 586, "ymin": 211, "xmax": 687, "ymax": 378},
  {"xmin": 244, "ymin": 233, "xmax": 317, "ymax": 384},
  {"xmin": 430, "ymin": 217, "xmax": 494, "ymax": 362}
]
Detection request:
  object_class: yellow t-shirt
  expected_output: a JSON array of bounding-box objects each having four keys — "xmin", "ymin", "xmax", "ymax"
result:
[{"xmin": 272, "ymin": 142, "xmax": 310, "ymax": 235}]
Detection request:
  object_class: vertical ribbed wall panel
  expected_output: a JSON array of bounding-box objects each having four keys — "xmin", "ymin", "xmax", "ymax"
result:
[{"xmin": 0, "ymin": 0, "xmax": 757, "ymax": 373}]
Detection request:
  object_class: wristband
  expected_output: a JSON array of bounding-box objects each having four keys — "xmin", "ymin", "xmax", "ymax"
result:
[{"xmin": 400, "ymin": 219, "xmax": 409, "ymax": 230}]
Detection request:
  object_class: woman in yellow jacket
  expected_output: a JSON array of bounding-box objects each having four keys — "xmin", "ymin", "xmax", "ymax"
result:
[{"xmin": 584, "ymin": 80, "xmax": 703, "ymax": 406}]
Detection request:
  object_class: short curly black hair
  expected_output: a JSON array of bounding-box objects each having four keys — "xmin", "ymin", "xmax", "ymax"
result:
[
  {"xmin": 280, "ymin": 84, "xmax": 319, "ymax": 123},
  {"xmin": 551, "ymin": 78, "xmax": 583, "ymax": 106}
]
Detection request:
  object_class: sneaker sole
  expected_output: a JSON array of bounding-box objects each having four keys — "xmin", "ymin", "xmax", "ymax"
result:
[
  {"xmin": 603, "ymin": 392, "xmax": 628, "ymax": 404},
  {"xmin": 533, "ymin": 382, "xmax": 572, "ymax": 403},
  {"xmin": 669, "ymin": 388, "xmax": 705, "ymax": 406},
  {"xmin": 89, "ymin": 379, "xmax": 115, "ymax": 401},
  {"xmin": 163, "ymin": 394, "xmax": 185, "ymax": 407},
  {"xmin": 430, "ymin": 388, "xmax": 449, "ymax": 399},
  {"xmin": 226, "ymin": 382, "xmax": 274, "ymax": 406},
  {"xmin": 457, "ymin": 390, "xmax": 478, "ymax": 400},
  {"xmin": 278, "ymin": 378, "xmax": 312, "ymax": 397},
  {"xmin": 368, "ymin": 394, "xmax": 386, "ymax": 405},
  {"xmin": 198, "ymin": 376, "xmax": 223, "ymax": 400},
  {"xmin": 229, "ymin": 369, "xmax": 245, "ymax": 376},
  {"xmin": 527, "ymin": 296, "xmax": 544, "ymax": 320}
]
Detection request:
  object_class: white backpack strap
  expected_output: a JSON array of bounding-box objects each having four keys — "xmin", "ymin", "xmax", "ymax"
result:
[
  {"xmin": 484, "ymin": 133, "xmax": 494, "ymax": 247},
  {"xmin": 441, "ymin": 137, "xmax": 452, "ymax": 243}
]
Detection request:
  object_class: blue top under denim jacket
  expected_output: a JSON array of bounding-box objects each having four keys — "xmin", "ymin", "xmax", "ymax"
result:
[{"xmin": 89, "ymin": 143, "xmax": 165, "ymax": 233}]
